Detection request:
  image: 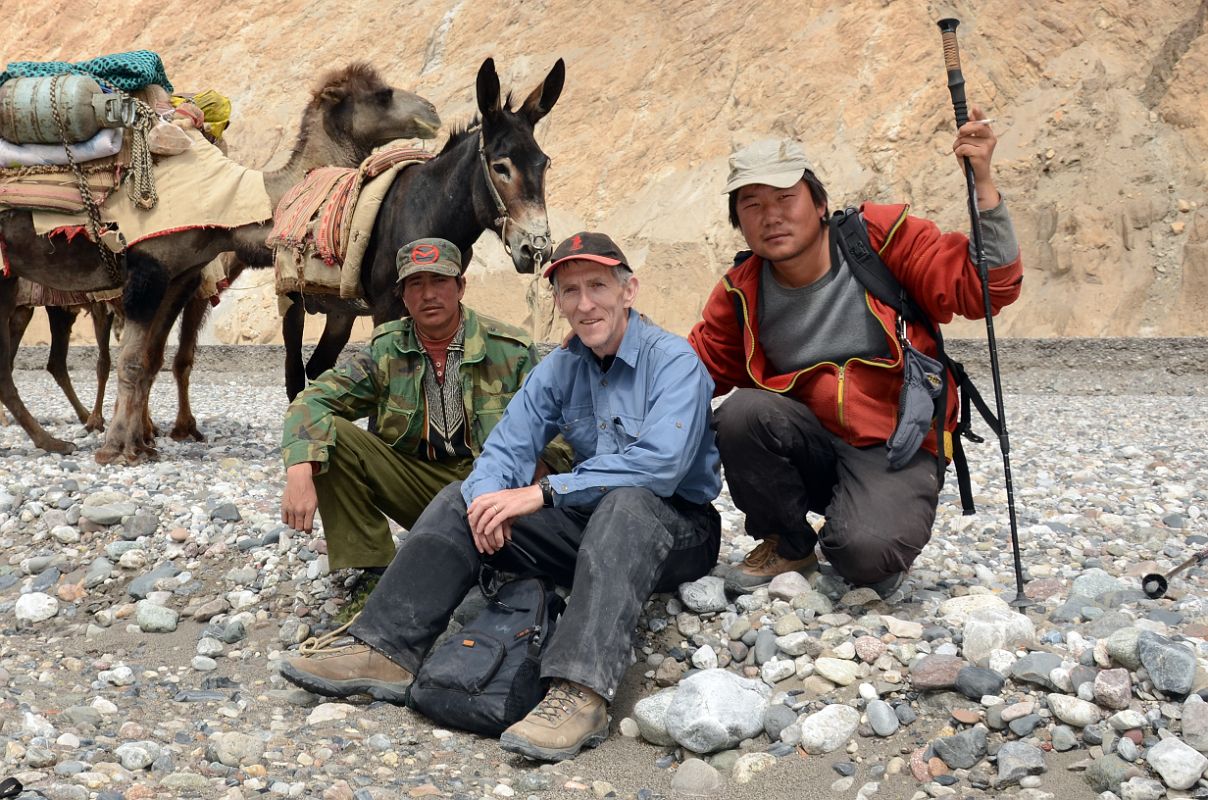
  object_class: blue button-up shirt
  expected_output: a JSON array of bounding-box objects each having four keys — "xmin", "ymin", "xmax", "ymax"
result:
[{"xmin": 461, "ymin": 310, "xmax": 721, "ymax": 508}]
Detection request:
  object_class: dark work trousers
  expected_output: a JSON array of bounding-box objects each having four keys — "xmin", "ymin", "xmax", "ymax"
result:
[
  {"xmin": 313, "ymin": 418, "xmax": 473, "ymax": 570},
  {"xmin": 714, "ymin": 388, "xmax": 940, "ymax": 585},
  {"xmin": 351, "ymin": 481, "xmax": 720, "ymax": 703}
]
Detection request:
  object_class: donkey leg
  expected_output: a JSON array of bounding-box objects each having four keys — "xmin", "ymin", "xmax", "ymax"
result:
[
  {"xmin": 0, "ymin": 279, "xmax": 75, "ymax": 453},
  {"xmin": 170, "ymin": 295, "xmax": 208, "ymax": 441},
  {"xmin": 85, "ymin": 303, "xmax": 114, "ymax": 432},
  {"xmin": 45, "ymin": 306, "xmax": 90, "ymax": 424},
  {"xmin": 282, "ymin": 293, "xmax": 307, "ymax": 401},
  {"xmin": 305, "ymin": 310, "xmax": 356, "ymax": 381}
]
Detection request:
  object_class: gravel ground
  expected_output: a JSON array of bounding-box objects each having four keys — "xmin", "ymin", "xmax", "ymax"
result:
[{"xmin": 3, "ymin": 340, "xmax": 1208, "ymax": 800}]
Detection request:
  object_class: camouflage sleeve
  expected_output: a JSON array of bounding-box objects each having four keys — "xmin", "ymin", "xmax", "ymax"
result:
[
  {"xmin": 527, "ymin": 343, "xmax": 575, "ymax": 472},
  {"xmin": 540, "ymin": 436, "xmax": 575, "ymax": 474},
  {"xmin": 281, "ymin": 346, "xmax": 383, "ymax": 471}
]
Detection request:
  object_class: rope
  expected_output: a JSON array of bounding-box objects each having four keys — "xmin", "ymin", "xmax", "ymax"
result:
[
  {"xmin": 217, "ymin": 279, "xmax": 275, "ymax": 293},
  {"xmin": 0, "ymin": 161, "xmax": 117, "ymax": 178},
  {"xmin": 297, "ymin": 611, "xmax": 360, "ymax": 655},
  {"xmin": 123, "ymin": 99, "xmax": 159, "ymax": 210}
]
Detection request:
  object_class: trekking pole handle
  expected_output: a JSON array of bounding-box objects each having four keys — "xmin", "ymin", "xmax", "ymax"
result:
[{"xmin": 938, "ymin": 19, "xmax": 970, "ymax": 127}]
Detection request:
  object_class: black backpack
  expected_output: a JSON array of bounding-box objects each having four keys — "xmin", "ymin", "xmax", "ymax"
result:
[
  {"xmin": 407, "ymin": 571, "xmax": 565, "ymax": 737},
  {"xmin": 733, "ymin": 207, "xmax": 1000, "ymax": 515}
]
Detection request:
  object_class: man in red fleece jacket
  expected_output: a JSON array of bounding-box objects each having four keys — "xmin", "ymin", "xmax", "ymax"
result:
[{"xmin": 689, "ymin": 107, "xmax": 1022, "ymax": 599}]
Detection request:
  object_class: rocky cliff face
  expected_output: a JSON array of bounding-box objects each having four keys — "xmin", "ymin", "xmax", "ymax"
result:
[{"xmin": 7, "ymin": 0, "xmax": 1207, "ymax": 343}]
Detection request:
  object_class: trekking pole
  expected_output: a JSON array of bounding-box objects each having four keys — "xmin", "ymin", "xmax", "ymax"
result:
[{"xmin": 936, "ymin": 18, "xmax": 1029, "ymax": 608}]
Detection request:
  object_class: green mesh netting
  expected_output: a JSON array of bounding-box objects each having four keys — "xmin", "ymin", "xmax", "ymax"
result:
[{"xmin": 0, "ymin": 50, "xmax": 173, "ymax": 93}]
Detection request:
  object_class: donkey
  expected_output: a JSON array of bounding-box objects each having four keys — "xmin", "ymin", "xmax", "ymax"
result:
[
  {"xmin": 0, "ymin": 64, "xmax": 440, "ymax": 462},
  {"xmin": 282, "ymin": 56, "xmax": 564, "ymax": 400}
]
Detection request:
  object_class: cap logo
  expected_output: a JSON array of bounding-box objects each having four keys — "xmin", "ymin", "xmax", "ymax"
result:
[
  {"xmin": 411, "ymin": 244, "xmax": 440, "ymax": 264},
  {"xmin": 570, "ymin": 235, "xmax": 584, "ymax": 252}
]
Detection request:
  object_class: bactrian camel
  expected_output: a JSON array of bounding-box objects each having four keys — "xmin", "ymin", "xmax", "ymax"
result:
[{"xmin": 0, "ymin": 63, "xmax": 440, "ymax": 463}]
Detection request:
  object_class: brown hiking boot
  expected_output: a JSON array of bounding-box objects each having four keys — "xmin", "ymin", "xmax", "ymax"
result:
[
  {"xmin": 499, "ymin": 680, "xmax": 609, "ymax": 762},
  {"xmin": 724, "ymin": 536, "xmax": 818, "ymax": 594},
  {"xmin": 279, "ymin": 643, "xmax": 413, "ymax": 704}
]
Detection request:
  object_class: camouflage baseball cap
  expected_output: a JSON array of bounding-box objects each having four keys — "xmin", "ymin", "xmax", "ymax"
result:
[
  {"xmin": 396, "ymin": 238, "xmax": 463, "ymax": 283},
  {"xmin": 722, "ymin": 138, "xmax": 814, "ymax": 194}
]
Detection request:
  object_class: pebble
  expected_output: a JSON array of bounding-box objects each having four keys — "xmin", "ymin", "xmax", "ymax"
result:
[
  {"xmin": 4, "ymin": 374, "xmax": 1208, "ymax": 797},
  {"xmin": 866, "ymin": 699, "xmax": 899, "ymax": 736}
]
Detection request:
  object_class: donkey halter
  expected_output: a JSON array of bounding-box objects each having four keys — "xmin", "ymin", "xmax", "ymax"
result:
[{"xmin": 477, "ymin": 130, "xmax": 552, "ymax": 272}]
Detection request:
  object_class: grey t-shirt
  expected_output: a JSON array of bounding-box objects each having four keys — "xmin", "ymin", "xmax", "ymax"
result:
[
  {"xmin": 757, "ymin": 203, "xmax": 1020, "ymax": 375},
  {"xmin": 758, "ymin": 255, "xmax": 889, "ymax": 374}
]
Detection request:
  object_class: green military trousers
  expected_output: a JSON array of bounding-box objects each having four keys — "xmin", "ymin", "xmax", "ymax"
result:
[{"xmin": 314, "ymin": 417, "xmax": 474, "ymax": 570}]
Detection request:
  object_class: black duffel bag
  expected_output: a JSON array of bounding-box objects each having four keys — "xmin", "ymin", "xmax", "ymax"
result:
[{"xmin": 408, "ymin": 569, "xmax": 564, "ymax": 737}]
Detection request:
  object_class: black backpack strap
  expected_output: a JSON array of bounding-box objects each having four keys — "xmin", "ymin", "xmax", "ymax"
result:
[
  {"xmin": 950, "ymin": 359, "xmax": 1001, "ymax": 439},
  {"xmin": 833, "ymin": 208, "xmax": 949, "ymax": 482},
  {"xmin": 833, "ymin": 208, "xmax": 987, "ymax": 512},
  {"xmin": 830, "ymin": 207, "xmax": 928, "ymax": 324},
  {"xmin": 942, "ymin": 354, "xmax": 1007, "ymax": 515}
]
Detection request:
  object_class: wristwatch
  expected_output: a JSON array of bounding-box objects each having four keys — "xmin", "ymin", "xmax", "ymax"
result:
[{"xmin": 538, "ymin": 476, "xmax": 555, "ymax": 508}]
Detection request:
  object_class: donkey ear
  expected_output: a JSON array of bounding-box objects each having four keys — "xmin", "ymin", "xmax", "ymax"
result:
[
  {"xmin": 476, "ymin": 58, "xmax": 502, "ymax": 120},
  {"xmin": 520, "ymin": 58, "xmax": 565, "ymax": 125}
]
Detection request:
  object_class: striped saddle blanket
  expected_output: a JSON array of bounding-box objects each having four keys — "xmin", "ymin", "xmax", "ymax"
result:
[{"xmin": 268, "ymin": 142, "xmax": 432, "ymax": 298}]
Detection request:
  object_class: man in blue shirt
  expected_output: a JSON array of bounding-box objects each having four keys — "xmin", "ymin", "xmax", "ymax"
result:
[{"xmin": 278, "ymin": 231, "xmax": 722, "ymax": 762}]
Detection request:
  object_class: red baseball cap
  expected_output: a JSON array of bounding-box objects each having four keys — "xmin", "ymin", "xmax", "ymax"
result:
[{"xmin": 542, "ymin": 231, "xmax": 630, "ymax": 280}]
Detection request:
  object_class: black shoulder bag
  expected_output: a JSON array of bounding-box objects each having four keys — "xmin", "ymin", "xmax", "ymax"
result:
[{"xmin": 407, "ymin": 562, "xmax": 565, "ymax": 737}]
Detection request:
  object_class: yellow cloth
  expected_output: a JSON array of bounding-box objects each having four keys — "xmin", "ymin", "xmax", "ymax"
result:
[
  {"xmin": 171, "ymin": 89, "xmax": 232, "ymax": 141},
  {"xmin": 31, "ymin": 128, "xmax": 272, "ymax": 245}
]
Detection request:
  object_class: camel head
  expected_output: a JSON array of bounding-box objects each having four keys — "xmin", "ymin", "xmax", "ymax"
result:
[
  {"xmin": 311, "ymin": 63, "xmax": 441, "ymax": 155},
  {"xmin": 475, "ymin": 57, "xmax": 565, "ymax": 274}
]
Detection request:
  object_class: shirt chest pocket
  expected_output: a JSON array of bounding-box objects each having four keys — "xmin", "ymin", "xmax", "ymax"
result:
[
  {"xmin": 379, "ymin": 396, "xmax": 419, "ymax": 447},
  {"xmin": 612, "ymin": 414, "xmax": 642, "ymax": 450},
  {"xmin": 558, "ymin": 405, "xmax": 599, "ymax": 459},
  {"xmin": 471, "ymin": 391, "xmax": 516, "ymax": 445}
]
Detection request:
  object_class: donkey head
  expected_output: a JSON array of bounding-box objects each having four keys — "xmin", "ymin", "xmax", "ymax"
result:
[
  {"xmin": 474, "ymin": 57, "xmax": 565, "ymax": 274},
  {"xmin": 313, "ymin": 63, "xmax": 441, "ymax": 157}
]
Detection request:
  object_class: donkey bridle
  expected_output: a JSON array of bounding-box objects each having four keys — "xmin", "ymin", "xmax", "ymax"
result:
[{"xmin": 477, "ymin": 131, "xmax": 552, "ymax": 272}]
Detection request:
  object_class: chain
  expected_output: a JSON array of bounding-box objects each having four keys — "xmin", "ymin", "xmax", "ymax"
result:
[{"xmin": 50, "ymin": 74, "xmax": 124, "ymax": 286}]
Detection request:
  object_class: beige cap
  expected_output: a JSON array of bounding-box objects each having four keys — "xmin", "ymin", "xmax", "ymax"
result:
[
  {"xmin": 722, "ymin": 138, "xmax": 814, "ymax": 194},
  {"xmin": 396, "ymin": 238, "xmax": 463, "ymax": 283}
]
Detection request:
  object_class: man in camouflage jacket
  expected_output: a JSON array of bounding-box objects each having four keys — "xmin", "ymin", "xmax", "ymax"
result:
[{"xmin": 280, "ymin": 238, "xmax": 563, "ymax": 570}]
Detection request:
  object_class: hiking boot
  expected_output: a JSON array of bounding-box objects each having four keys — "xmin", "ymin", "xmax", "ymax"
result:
[
  {"xmin": 499, "ymin": 680, "xmax": 609, "ymax": 762},
  {"xmin": 724, "ymin": 536, "xmax": 818, "ymax": 594},
  {"xmin": 279, "ymin": 643, "xmax": 413, "ymax": 703},
  {"xmin": 866, "ymin": 571, "xmax": 907, "ymax": 600}
]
